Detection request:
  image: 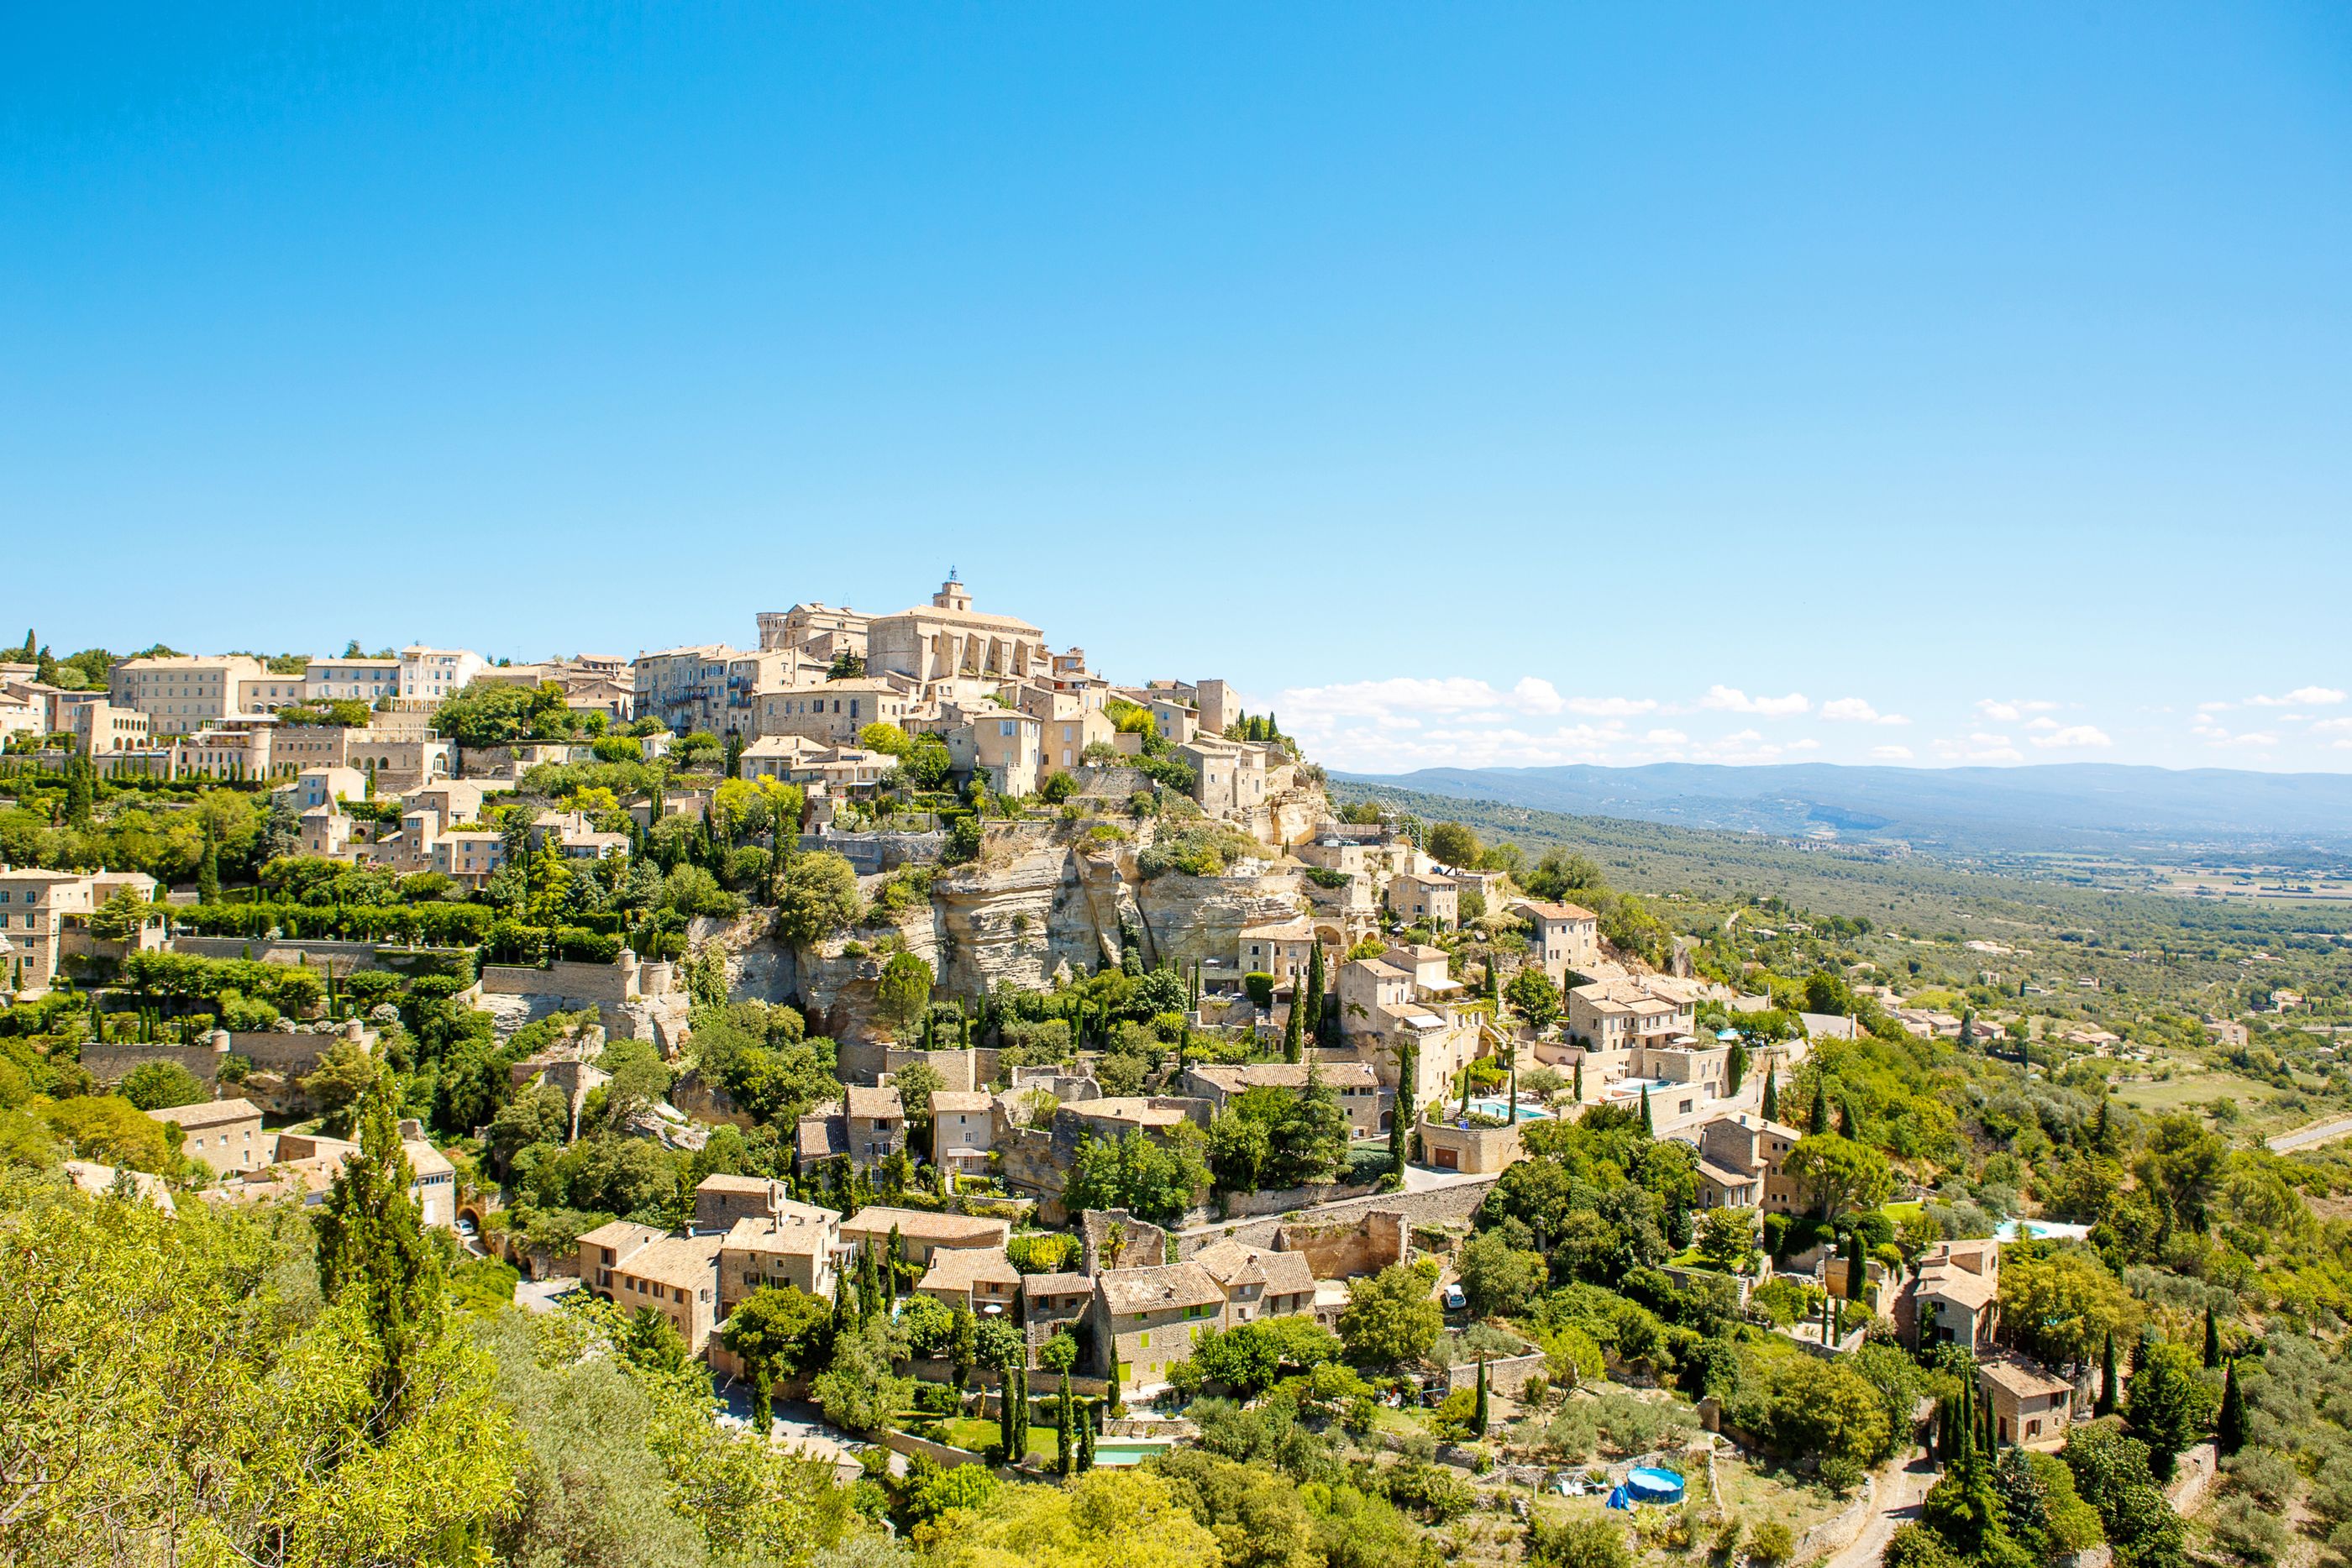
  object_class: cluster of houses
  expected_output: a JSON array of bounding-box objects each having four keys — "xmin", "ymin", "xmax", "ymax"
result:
[
  {"xmin": 578, "ymin": 1167, "xmax": 1393, "ymax": 1397},
  {"xmin": 64, "ymin": 1093, "xmax": 459, "ymax": 1229}
]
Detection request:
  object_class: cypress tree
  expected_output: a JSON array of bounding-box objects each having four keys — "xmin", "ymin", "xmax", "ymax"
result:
[
  {"xmin": 1473, "ymin": 1356, "xmax": 1489, "ymax": 1436},
  {"xmin": 1077, "ymin": 1400, "xmax": 1096, "ymax": 1471},
  {"xmin": 313, "ymin": 1069, "xmax": 440, "ymax": 1440},
  {"xmin": 1304, "ymin": 940, "xmax": 1325, "ymax": 1038},
  {"xmin": 1809, "ymin": 1078, "xmax": 1830, "ymax": 1135},
  {"xmin": 197, "ymin": 824, "xmax": 221, "ymax": 905},
  {"xmin": 1836, "ymin": 1097, "xmax": 1855, "ymax": 1139},
  {"xmin": 1107, "ymin": 1356, "xmax": 1124, "ymax": 1418},
  {"xmin": 2202, "ymin": 1306, "xmax": 2222, "ymax": 1369},
  {"xmin": 1283, "ymin": 987, "xmax": 1303, "ymax": 1064},
  {"xmin": 998, "ymin": 1366, "xmax": 1019, "ymax": 1456},
  {"xmin": 2097, "ymin": 1329, "xmax": 2118, "ymax": 1415},
  {"xmin": 1761, "ymin": 1068, "xmax": 1778, "ymax": 1121},
  {"xmin": 1845, "ymin": 1230, "xmax": 1867, "ymax": 1301},
  {"xmin": 2217, "ymin": 1360, "xmax": 2247, "ymax": 1456},
  {"xmin": 1573, "ymin": 1059, "xmax": 1584, "ymax": 1103},
  {"xmin": 1725, "ymin": 1040, "xmax": 1746, "ymax": 1096},
  {"xmin": 1640, "ymin": 1084, "xmax": 1654, "ymax": 1135},
  {"xmin": 1057, "ymin": 1371, "xmax": 1075, "ymax": 1476}
]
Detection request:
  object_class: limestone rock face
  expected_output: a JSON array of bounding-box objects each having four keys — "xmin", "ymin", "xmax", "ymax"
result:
[{"xmin": 689, "ymin": 779, "xmax": 1344, "ymax": 1043}]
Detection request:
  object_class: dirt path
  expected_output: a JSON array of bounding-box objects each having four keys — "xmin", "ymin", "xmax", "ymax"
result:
[{"xmin": 1824, "ymin": 1455, "xmax": 1935, "ymax": 1568}]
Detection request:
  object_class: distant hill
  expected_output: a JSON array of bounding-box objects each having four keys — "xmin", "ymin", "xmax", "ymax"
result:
[{"xmin": 1328, "ymin": 762, "xmax": 2352, "ymax": 859}]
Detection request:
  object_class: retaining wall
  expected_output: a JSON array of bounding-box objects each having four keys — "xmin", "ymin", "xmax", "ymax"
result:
[
  {"xmin": 1442, "ymin": 1350, "xmax": 1550, "ymax": 1399},
  {"xmin": 1179, "ymin": 1174, "xmax": 1499, "ymax": 1255}
]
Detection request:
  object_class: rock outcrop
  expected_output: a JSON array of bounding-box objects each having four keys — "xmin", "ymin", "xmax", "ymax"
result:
[{"xmin": 690, "ymin": 777, "xmax": 1346, "ymax": 1045}]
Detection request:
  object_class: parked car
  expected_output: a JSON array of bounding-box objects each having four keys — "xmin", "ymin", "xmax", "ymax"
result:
[{"xmin": 1441, "ymin": 1282, "xmax": 1467, "ymax": 1311}]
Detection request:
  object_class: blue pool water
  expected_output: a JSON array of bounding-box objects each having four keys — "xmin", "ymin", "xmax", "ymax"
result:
[{"xmin": 1466, "ymin": 1098, "xmax": 1554, "ymax": 1122}]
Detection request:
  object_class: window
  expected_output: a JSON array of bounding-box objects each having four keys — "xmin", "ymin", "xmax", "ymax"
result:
[{"xmin": 1137, "ymin": 1331, "xmax": 1150, "ymax": 1350}]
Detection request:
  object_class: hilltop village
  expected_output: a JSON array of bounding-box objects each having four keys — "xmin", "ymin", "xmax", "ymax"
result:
[{"xmin": 2, "ymin": 580, "xmax": 2342, "ymax": 1568}]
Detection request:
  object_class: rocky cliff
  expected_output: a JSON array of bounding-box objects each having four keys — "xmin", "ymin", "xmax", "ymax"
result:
[{"xmin": 693, "ymin": 778, "xmax": 1342, "ymax": 1046}]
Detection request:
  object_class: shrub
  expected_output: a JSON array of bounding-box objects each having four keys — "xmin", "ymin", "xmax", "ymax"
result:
[{"xmin": 1745, "ymin": 1519, "xmax": 1795, "ymax": 1565}]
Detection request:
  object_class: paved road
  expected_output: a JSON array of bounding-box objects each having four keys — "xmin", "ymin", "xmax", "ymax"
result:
[
  {"xmin": 2269, "ymin": 1114, "xmax": 2352, "ymax": 1153},
  {"xmin": 1826, "ymin": 1455, "xmax": 1934, "ymax": 1568}
]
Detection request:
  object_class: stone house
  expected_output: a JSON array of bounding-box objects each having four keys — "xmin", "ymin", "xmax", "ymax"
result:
[
  {"xmin": 915, "ymin": 1245, "xmax": 1022, "ymax": 1316},
  {"xmin": 1387, "ymin": 871, "xmax": 1459, "ymax": 931},
  {"xmin": 1897, "ymin": 1239, "xmax": 2002, "ymax": 1353},
  {"xmin": 1190, "ymin": 1237, "xmax": 1317, "ymax": 1323},
  {"xmin": 1182, "ymin": 1060, "xmax": 1389, "ymax": 1137},
  {"xmin": 578, "ymin": 1225, "xmax": 725, "ymax": 1356},
  {"xmin": 1237, "ymin": 917, "xmax": 1320, "ymax": 986},
  {"xmin": 1979, "ymin": 1356, "xmax": 2075, "ymax": 1449},
  {"xmin": 930, "ymin": 1089, "xmax": 996, "ymax": 1175},
  {"xmin": 836, "ymin": 1205, "xmax": 1012, "ymax": 1269},
  {"xmin": 717, "ymin": 1204, "xmax": 843, "ymax": 1308},
  {"xmin": 149, "ymin": 1097, "xmax": 267, "ymax": 1176},
  {"xmin": 1514, "ymin": 899, "xmax": 1601, "ymax": 983},
  {"xmin": 1695, "ymin": 1114, "xmax": 1805, "ymax": 1212},
  {"xmin": 1089, "ymin": 1261, "xmax": 1227, "ymax": 1389}
]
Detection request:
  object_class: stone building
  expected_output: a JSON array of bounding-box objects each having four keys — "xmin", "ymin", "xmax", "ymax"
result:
[{"xmin": 866, "ymin": 577, "xmax": 1049, "ymax": 686}]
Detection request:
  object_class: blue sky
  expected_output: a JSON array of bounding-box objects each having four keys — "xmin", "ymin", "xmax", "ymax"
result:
[{"xmin": 4, "ymin": 4, "xmax": 2348, "ymax": 774}]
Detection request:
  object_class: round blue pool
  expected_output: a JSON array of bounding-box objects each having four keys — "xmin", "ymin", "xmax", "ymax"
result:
[{"xmin": 1626, "ymin": 1466, "xmax": 1685, "ymax": 1503}]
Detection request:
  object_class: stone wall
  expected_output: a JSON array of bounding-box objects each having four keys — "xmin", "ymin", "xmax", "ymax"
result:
[
  {"xmin": 1179, "ymin": 1175, "xmax": 1498, "ymax": 1255},
  {"xmin": 2165, "ymin": 1443, "xmax": 2218, "ymax": 1513},
  {"xmin": 1443, "ymin": 1350, "xmax": 1549, "ymax": 1399},
  {"xmin": 81, "ymin": 1041, "xmax": 227, "ymax": 1088},
  {"xmin": 479, "ymin": 957, "xmax": 642, "ymax": 1005},
  {"xmin": 1081, "ymin": 1208, "xmax": 1171, "ymax": 1273},
  {"xmin": 1273, "ymin": 1209, "xmax": 1408, "ymax": 1279}
]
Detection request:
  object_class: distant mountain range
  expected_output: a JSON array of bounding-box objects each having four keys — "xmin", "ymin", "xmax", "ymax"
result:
[{"xmin": 1328, "ymin": 763, "xmax": 2352, "ymax": 858}]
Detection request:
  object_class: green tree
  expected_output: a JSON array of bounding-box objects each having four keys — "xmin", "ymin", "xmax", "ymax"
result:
[
  {"xmin": 1999, "ymin": 1247, "xmax": 2139, "ymax": 1371},
  {"xmin": 874, "ymin": 951, "xmax": 934, "ymax": 1038},
  {"xmin": 1529, "ymin": 1515, "xmax": 1636, "ymax": 1568},
  {"xmin": 1457, "ymin": 1229, "xmax": 1548, "ymax": 1317},
  {"xmin": 720, "ymin": 1284, "xmax": 832, "ymax": 1429},
  {"xmin": 1337, "ymin": 1262, "xmax": 1443, "ymax": 1370},
  {"xmin": 774, "ymin": 851, "xmax": 862, "ymax": 945},
  {"xmin": 2214, "ymin": 1360, "xmax": 2246, "ymax": 1457},
  {"xmin": 117, "ymin": 1059, "xmax": 207, "ymax": 1112},
  {"xmin": 1783, "ymin": 1132, "xmax": 1893, "ymax": 1219},
  {"xmin": 1425, "ymin": 821, "xmax": 1481, "ymax": 868},
  {"xmin": 2126, "ymin": 1340, "xmax": 2216, "ymax": 1481},
  {"xmin": 313, "ymin": 1068, "xmax": 443, "ymax": 1439},
  {"xmin": 1505, "ymin": 964, "xmax": 1562, "ymax": 1030}
]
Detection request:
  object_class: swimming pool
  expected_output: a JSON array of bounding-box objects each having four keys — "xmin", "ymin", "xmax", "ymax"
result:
[
  {"xmin": 1626, "ymin": 1466, "xmax": 1685, "ymax": 1502},
  {"xmin": 1466, "ymin": 1097, "xmax": 1554, "ymax": 1123},
  {"xmin": 1994, "ymin": 1219, "xmax": 2092, "ymax": 1242},
  {"xmin": 1091, "ymin": 1438, "xmax": 1179, "ymax": 1467}
]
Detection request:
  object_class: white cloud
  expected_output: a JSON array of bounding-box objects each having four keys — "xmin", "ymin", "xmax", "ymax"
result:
[
  {"xmin": 1872, "ymin": 745, "xmax": 1915, "ymax": 762},
  {"xmin": 1701, "ymin": 685, "xmax": 1810, "ymax": 717},
  {"xmin": 2246, "ymin": 685, "xmax": 2347, "ymax": 707},
  {"xmin": 2312, "ymin": 716, "xmax": 2352, "ymax": 734},
  {"xmin": 1788, "ymin": 737, "xmax": 1821, "ymax": 751},
  {"xmin": 2210, "ymin": 731, "xmax": 2281, "ymax": 749},
  {"xmin": 1819, "ymin": 697, "xmax": 1910, "ymax": 726},
  {"xmin": 1645, "ymin": 728, "xmax": 1688, "ymax": 744},
  {"xmin": 1976, "ymin": 698, "xmax": 2059, "ymax": 723},
  {"xmin": 1562, "ymin": 695, "xmax": 1661, "ymax": 717},
  {"xmin": 2030, "ymin": 726, "xmax": 2113, "ymax": 751},
  {"xmin": 2025, "ymin": 716, "xmax": 2060, "ymax": 732},
  {"xmin": 2197, "ymin": 700, "xmax": 2234, "ymax": 713},
  {"xmin": 1509, "ymin": 677, "xmax": 1566, "ymax": 714}
]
